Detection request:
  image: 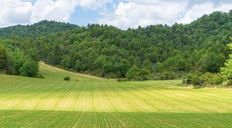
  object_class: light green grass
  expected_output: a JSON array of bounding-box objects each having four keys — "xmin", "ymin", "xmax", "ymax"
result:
[{"xmin": 0, "ymin": 62, "xmax": 232, "ymax": 128}]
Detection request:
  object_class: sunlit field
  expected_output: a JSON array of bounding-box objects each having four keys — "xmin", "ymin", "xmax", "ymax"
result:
[{"xmin": 0, "ymin": 62, "xmax": 232, "ymax": 128}]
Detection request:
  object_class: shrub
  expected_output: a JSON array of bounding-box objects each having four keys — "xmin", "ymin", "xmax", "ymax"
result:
[
  {"xmin": 210, "ymin": 74, "xmax": 223, "ymax": 85},
  {"xmin": 184, "ymin": 72, "xmax": 223, "ymax": 87},
  {"xmin": 64, "ymin": 76, "xmax": 70, "ymax": 81},
  {"xmin": 224, "ymin": 80, "xmax": 232, "ymax": 86},
  {"xmin": 200, "ymin": 73, "xmax": 223, "ymax": 86}
]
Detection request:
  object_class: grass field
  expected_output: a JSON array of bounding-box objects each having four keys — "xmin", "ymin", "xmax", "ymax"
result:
[{"xmin": 0, "ymin": 62, "xmax": 232, "ymax": 128}]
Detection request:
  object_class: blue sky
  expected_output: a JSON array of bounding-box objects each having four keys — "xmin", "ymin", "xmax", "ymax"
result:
[
  {"xmin": 70, "ymin": 0, "xmax": 119, "ymax": 26},
  {"xmin": 70, "ymin": 7, "xmax": 99, "ymax": 26},
  {"xmin": 0, "ymin": 0, "xmax": 232, "ymax": 29}
]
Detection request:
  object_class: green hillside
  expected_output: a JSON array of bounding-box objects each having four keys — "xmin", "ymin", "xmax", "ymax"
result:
[
  {"xmin": 1, "ymin": 11, "xmax": 232, "ymax": 80},
  {"xmin": 0, "ymin": 62, "xmax": 232, "ymax": 128}
]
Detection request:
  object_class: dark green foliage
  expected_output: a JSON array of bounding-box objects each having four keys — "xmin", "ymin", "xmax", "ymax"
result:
[
  {"xmin": 19, "ymin": 58, "xmax": 38, "ymax": 77},
  {"xmin": 1, "ymin": 11, "xmax": 232, "ymax": 80},
  {"xmin": 185, "ymin": 73, "xmax": 202, "ymax": 86},
  {"xmin": 0, "ymin": 45, "xmax": 8, "ymax": 72},
  {"xmin": 64, "ymin": 76, "xmax": 70, "ymax": 81},
  {"xmin": 199, "ymin": 50, "xmax": 225, "ymax": 73},
  {"xmin": 0, "ymin": 43, "xmax": 38, "ymax": 77},
  {"xmin": 126, "ymin": 65, "xmax": 151, "ymax": 81}
]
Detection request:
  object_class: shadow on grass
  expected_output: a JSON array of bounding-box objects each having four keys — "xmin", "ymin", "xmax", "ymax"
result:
[{"xmin": 0, "ymin": 110, "xmax": 231, "ymax": 128}]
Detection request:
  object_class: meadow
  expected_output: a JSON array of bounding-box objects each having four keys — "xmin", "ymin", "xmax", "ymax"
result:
[{"xmin": 0, "ymin": 62, "xmax": 232, "ymax": 128}]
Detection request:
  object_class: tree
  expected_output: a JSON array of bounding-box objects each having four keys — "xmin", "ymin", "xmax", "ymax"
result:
[
  {"xmin": 162, "ymin": 55, "xmax": 188, "ymax": 72},
  {"xmin": 221, "ymin": 43, "xmax": 232, "ymax": 79},
  {"xmin": 0, "ymin": 43, "xmax": 39, "ymax": 77},
  {"xmin": 19, "ymin": 57, "xmax": 39, "ymax": 77},
  {"xmin": 0, "ymin": 45, "xmax": 7, "ymax": 72},
  {"xmin": 199, "ymin": 51, "xmax": 224, "ymax": 73}
]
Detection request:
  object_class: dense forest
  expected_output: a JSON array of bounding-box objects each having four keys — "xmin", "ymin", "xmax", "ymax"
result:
[
  {"xmin": 0, "ymin": 44, "xmax": 38, "ymax": 77},
  {"xmin": 0, "ymin": 11, "xmax": 232, "ymax": 83}
]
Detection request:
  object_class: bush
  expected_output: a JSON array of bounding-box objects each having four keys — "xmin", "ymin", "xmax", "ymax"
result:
[
  {"xmin": 199, "ymin": 73, "xmax": 223, "ymax": 86},
  {"xmin": 222, "ymin": 79, "xmax": 232, "ymax": 87},
  {"xmin": 184, "ymin": 72, "xmax": 223, "ymax": 87},
  {"xmin": 212, "ymin": 76, "xmax": 223, "ymax": 85},
  {"xmin": 64, "ymin": 76, "xmax": 70, "ymax": 81}
]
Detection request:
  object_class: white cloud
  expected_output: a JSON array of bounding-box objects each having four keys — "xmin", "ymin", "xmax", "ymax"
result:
[
  {"xmin": 0, "ymin": 0, "xmax": 33, "ymax": 27},
  {"xmin": 31, "ymin": 0, "xmax": 77, "ymax": 23},
  {"xmin": 0, "ymin": 0, "xmax": 232, "ymax": 28},
  {"xmin": 0, "ymin": 0, "xmax": 111, "ymax": 27},
  {"xmin": 179, "ymin": 2, "xmax": 232, "ymax": 24},
  {"xmin": 98, "ymin": 1, "xmax": 188, "ymax": 29},
  {"xmin": 98, "ymin": 0, "xmax": 232, "ymax": 29},
  {"xmin": 31, "ymin": 0, "xmax": 111, "ymax": 23},
  {"xmin": 78, "ymin": 0, "xmax": 111, "ymax": 9}
]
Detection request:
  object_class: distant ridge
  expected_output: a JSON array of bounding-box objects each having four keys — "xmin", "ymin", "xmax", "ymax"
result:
[{"xmin": 0, "ymin": 20, "xmax": 77, "ymax": 37}]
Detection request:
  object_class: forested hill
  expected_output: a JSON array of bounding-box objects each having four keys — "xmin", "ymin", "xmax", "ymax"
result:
[
  {"xmin": 0, "ymin": 11, "xmax": 232, "ymax": 80},
  {"xmin": 0, "ymin": 20, "xmax": 77, "ymax": 37}
]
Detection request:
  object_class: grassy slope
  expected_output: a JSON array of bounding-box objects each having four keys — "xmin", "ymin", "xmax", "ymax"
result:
[{"xmin": 0, "ymin": 62, "xmax": 232, "ymax": 128}]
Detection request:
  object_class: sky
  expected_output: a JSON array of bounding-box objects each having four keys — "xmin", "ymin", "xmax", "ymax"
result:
[{"xmin": 0, "ymin": 0, "xmax": 232, "ymax": 29}]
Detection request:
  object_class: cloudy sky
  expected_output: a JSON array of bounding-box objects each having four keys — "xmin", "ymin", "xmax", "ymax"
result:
[{"xmin": 0, "ymin": 0, "xmax": 232, "ymax": 29}]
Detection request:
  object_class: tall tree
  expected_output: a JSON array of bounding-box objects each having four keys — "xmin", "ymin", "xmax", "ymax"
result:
[{"xmin": 221, "ymin": 42, "xmax": 232, "ymax": 79}]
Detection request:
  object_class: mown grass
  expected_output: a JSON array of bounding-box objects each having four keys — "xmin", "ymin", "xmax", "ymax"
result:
[{"xmin": 0, "ymin": 62, "xmax": 232, "ymax": 128}]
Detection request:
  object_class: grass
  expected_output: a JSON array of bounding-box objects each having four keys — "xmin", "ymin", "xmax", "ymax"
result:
[{"xmin": 0, "ymin": 62, "xmax": 232, "ymax": 128}]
